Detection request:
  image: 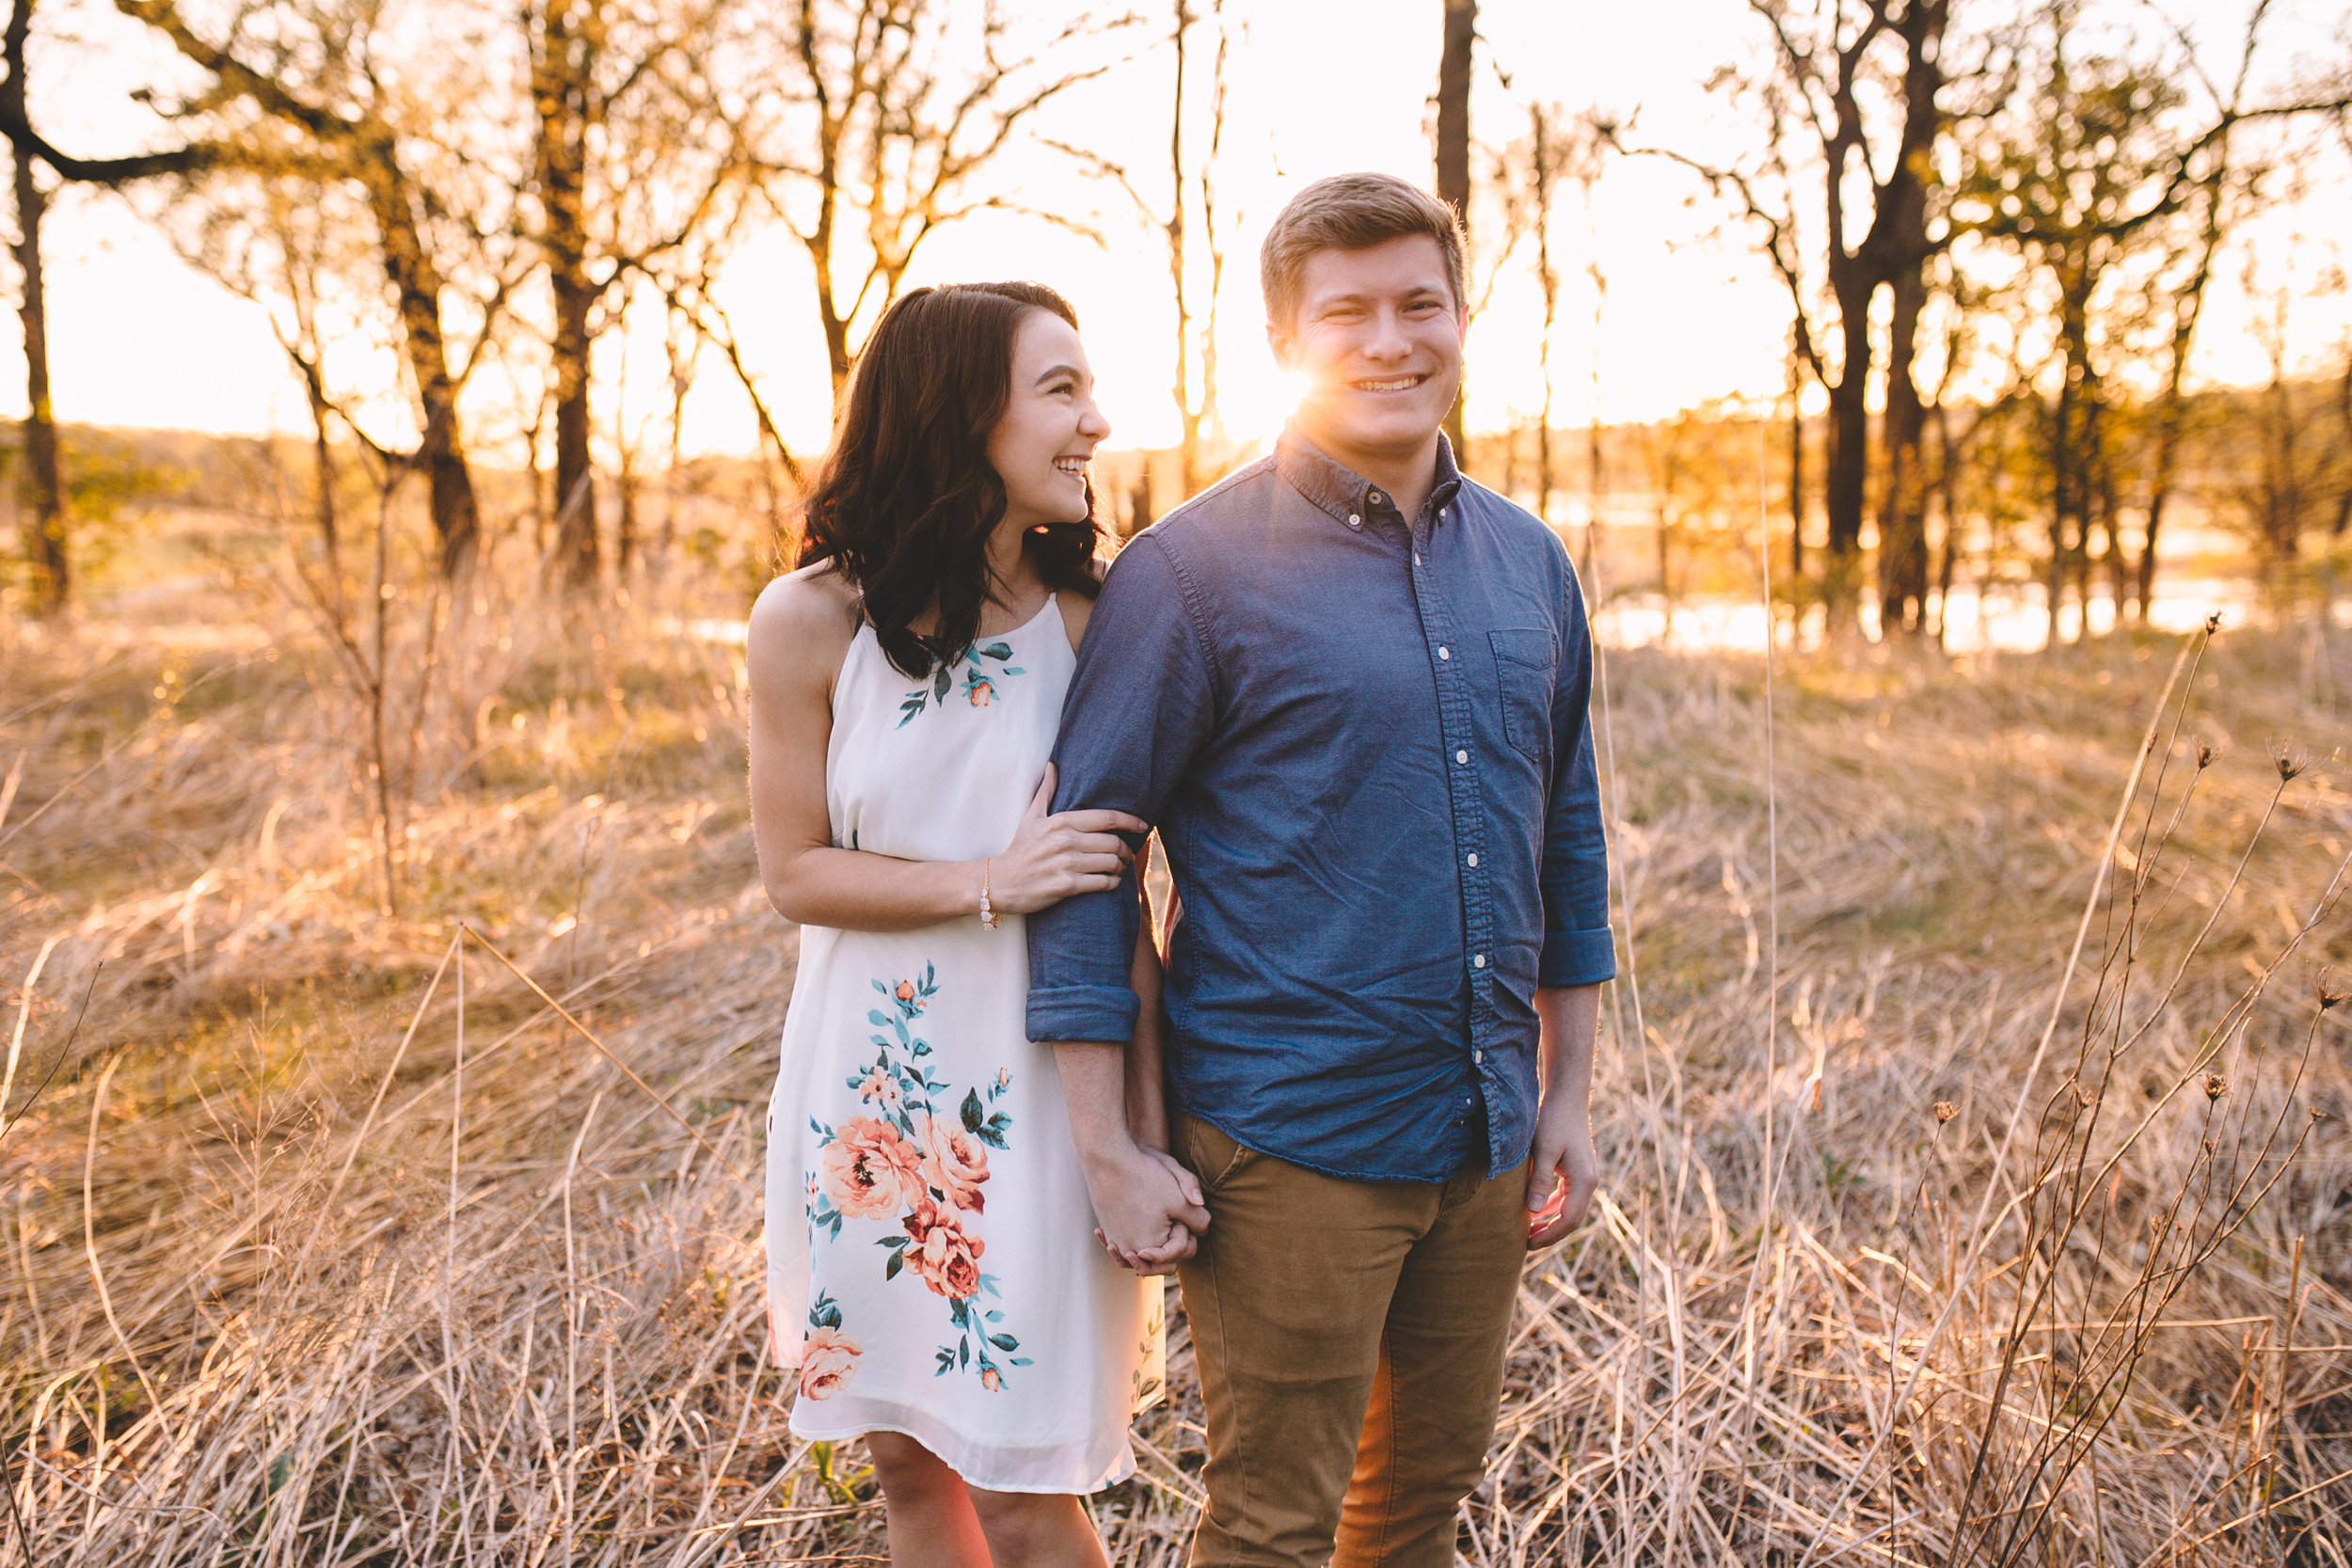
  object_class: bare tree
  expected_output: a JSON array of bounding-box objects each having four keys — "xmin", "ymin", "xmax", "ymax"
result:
[
  {"xmin": 1957, "ymin": 0, "xmax": 2348, "ymax": 645},
  {"xmin": 175, "ymin": 173, "xmax": 373, "ymax": 632},
  {"xmin": 2131, "ymin": 2, "xmax": 2293, "ymax": 621},
  {"xmin": 1505, "ymin": 102, "xmax": 1603, "ymax": 530},
  {"xmin": 1049, "ymin": 0, "xmax": 1235, "ymax": 499},
  {"xmin": 1635, "ymin": 0, "xmax": 1957, "ymax": 631},
  {"xmin": 1435, "ymin": 0, "xmax": 1474, "ymax": 454},
  {"xmin": 526, "ymin": 0, "xmax": 742, "ymax": 590},
  {"xmin": 2219, "ymin": 250, "xmax": 2344, "ymax": 602},
  {"xmin": 748, "ymin": 0, "xmax": 1128, "ymax": 416},
  {"xmin": 114, "ymin": 0, "xmax": 504, "ymax": 580},
  {"xmin": 0, "ymin": 0, "xmax": 222, "ymax": 613}
]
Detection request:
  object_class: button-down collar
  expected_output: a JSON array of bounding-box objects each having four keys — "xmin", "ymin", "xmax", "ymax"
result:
[{"xmin": 1276, "ymin": 425, "xmax": 1466, "ymax": 531}]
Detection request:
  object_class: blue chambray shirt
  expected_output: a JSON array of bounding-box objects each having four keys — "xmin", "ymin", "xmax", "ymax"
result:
[{"xmin": 1025, "ymin": 429, "xmax": 1615, "ymax": 1181}]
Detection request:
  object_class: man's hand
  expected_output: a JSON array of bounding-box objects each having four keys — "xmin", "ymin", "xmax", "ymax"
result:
[
  {"xmin": 1082, "ymin": 1138, "xmax": 1209, "ymax": 1276},
  {"xmin": 1526, "ymin": 981, "xmax": 1603, "ymax": 1249},
  {"xmin": 1525, "ymin": 1094, "xmax": 1599, "ymax": 1247}
]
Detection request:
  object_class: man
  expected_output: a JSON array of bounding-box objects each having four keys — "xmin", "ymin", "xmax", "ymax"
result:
[{"xmin": 1030, "ymin": 171, "xmax": 1614, "ymax": 1568}]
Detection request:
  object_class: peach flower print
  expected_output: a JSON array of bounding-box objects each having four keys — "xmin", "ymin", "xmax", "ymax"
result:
[
  {"xmin": 981, "ymin": 1366, "xmax": 1001, "ymax": 1392},
  {"xmin": 902, "ymin": 1202, "xmax": 986, "ymax": 1300},
  {"xmin": 967, "ymin": 676, "xmax": 994, "ymax": 706},
  {"xmin": 800, "ymin": 1326, "xmax": 862, "ymax": 1400},
  {"xmin": 855, "ymin": 1064, "xmax": 901, "ymax": 1109},
  {"xmin": 818, "ymin": 1117, "xmax": 922, "ymax": 1220},
  {"xmin": 893, "ymin": 978, "xmax": 925, "ymax": 1013},
  {"xmin": 916, "ymin": 1111, "xmax": 991, "ymax": 1215}
]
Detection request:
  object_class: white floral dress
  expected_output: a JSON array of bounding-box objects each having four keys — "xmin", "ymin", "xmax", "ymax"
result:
[{"xmin": 766, "ymin": 594, "xmax": 1166, "ymax": 1493}]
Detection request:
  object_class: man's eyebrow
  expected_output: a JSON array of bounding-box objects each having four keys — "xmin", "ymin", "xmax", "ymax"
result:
[{"xmin": 1306, "ymin": 284, "xmax": 1449, "ymax": 310}]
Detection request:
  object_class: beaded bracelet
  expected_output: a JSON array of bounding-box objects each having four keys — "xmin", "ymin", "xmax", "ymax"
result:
[{"xmin": 979, "ymin": 859, "xmax": 999, "ymax": 930}]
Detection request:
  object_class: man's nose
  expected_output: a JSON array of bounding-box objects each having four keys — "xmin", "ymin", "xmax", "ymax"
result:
[{"xmin": 1361, "ymin": 308, "xmax": 1411, "ymax": 361}]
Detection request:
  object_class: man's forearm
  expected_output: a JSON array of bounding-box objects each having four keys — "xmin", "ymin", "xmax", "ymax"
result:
[
  {"xmin": 1536, "ymin": 983, "xmax": 1602, "ymax": 1102},
  {"xmin": 1056, "ymin": 1041, "xmax": 1136, "ymax": 1164}
]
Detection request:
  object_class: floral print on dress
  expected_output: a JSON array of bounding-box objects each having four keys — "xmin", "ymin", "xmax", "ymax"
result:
[
  {"xmin": 805, "ymin": 965, "xmax": 1029, "ymax": 1389},
  {"xmin": 801, "ymin": 1291, "xmax": 862, "ymax": 1400},
  {"xmin": 897, "ymin": 641, "xmax": 1026, "ymax": 727}
]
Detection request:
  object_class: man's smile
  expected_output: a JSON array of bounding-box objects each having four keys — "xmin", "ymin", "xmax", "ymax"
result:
[{"xmin": 1346, "ymin": 372, "xmax": 1432, "ymax": 393}]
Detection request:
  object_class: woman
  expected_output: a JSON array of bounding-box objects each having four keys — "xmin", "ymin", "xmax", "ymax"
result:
[{"xmin": 747, "ymin": 281, "xmax": 1204, "ymax": 1565}]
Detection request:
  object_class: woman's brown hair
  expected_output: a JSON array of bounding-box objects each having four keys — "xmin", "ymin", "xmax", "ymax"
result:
[{"xmin": 796, "ymin": 281, "xmax": 1103, "ymax": 680}]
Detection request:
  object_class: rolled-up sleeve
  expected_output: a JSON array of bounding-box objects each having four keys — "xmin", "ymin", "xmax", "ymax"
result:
[
  {"xmin": 1538, "ymin": 562, "xmax": 1616, "ymax": 987},
  {"xmin": 1026, "ymin": 537, "xmax": 1218, "ymax": 1042}
]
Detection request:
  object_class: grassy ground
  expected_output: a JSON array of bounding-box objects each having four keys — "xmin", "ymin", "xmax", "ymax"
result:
[{"xmin": 2, "ymin": 550, "xmax": 2348, "ymax": 1565}]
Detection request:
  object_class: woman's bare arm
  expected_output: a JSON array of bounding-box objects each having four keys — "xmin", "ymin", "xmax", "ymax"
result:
[{"xmin": 747, "ymin": 568, "xmax": 1143, "ymax": 930}]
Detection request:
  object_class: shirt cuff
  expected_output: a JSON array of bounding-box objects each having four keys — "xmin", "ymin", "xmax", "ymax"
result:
[
  {"xmin": 1025, "ymin": 984, "xmax": 1141, "ymax": 1044},
  {"xmin": 1538, "ymin": 926, "xmax": 1617, "ymax": 987}
]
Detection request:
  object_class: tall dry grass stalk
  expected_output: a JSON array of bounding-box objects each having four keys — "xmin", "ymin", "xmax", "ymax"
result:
[{"xmin": 1, "ymin": 550, "xmax": 2347, "ymax": 1564}]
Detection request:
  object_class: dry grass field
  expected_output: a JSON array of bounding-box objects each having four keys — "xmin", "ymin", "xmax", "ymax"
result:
[{"xmin": 2, "ymin": 549, "xmax": 2348, "ymax": 1565}]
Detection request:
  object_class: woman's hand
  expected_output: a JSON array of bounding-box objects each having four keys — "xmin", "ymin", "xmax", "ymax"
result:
[{"xmin": 989, "ymin": 765, "xmax": 1148, "ymax": 913}]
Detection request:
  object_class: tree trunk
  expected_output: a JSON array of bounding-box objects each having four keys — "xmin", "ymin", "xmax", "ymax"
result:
[
  {"xmin": 1822, "ymin": 270, "xmax": 1874, "ymax": 617},
  {"xmin": 304, "ymin": 360, "xmax": 345, "ymax": 632},
  {"xmin": 2138, "ymin": 184, "xmax": 2222, "ymax": 620},
  {"xmin": 8, "ymin": 137, "xmax": 63, "ymax": 614},
  {"xmin": 2330, "ymin": 343, "xmax": 2351, "ymax": 539},
  {"xmin": 1787, "ymin": 332, "xmax": 1804, "ymax": 584},
  {"xmin": 367, "ymin": 153, "xmax": 481, "ymax": 580},
  {"xmin": 1931, "ymin": 403, "xmax": 1960, "ymax": 646},
  {"xmin": 3, "ymin": 0, "xmax": 64, "ymax": 615},
  {"xmin": 1435, "ymin": 0, "xmax": 1472, "ymax": 456},
  {"xmin": 1170, "ymin": 0, "xmax": 1197, "ymax": 496},
  {"xmin": 2045, "ymin": 271, "xmax": 2097, "ymax": 648},
  {"xmin": 535, "ymin": 0, "xmax": 599, "ymax": 589},
  {"xmin": 1877, "ymin": 266, "xmax": 1931, "ymax": 635},
  {"xmin": 2140, "ymin": 382, "xmax": 2188, "ymax": 621}
]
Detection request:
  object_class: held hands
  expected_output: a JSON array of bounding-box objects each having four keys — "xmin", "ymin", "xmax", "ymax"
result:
[
  {"xmin": 1081, "ymin": 1138, "xmax": 1209, "ymax": 1278},
  {"xmin": 989, "ymin": 765, "xmax": 1148, "ymax": 914},
  {"xmin": 1525, "ymin": 1094, "xmax": 1600, "ymax": 1249}
]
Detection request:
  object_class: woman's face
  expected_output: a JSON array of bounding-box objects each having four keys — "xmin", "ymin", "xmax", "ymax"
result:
[{"xmin": 986, "ymin": 309, "xmax": 1110, "ymax": 531}]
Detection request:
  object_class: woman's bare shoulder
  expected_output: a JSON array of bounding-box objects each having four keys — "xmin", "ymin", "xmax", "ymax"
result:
[
  {"xmin": 1058, "ymin": 555, "xmax": 1109, "ymax": 653},
  {"xmin": 748, "ymin": 562, "xmax": 861, "ymax": 672}
]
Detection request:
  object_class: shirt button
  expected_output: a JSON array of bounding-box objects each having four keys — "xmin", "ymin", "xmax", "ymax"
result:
[
  {"xmin": 1413, "ymin": 552, "xmax": 1422, "ymax": 565},
  {"xmin": 1454, "ymin": 749, "xmax": 1469, "ymax": 764},
  {"xmin": 1473, "ymin": 1049, "xmax": 1484, "ymax": 1063},
  {"xmin": 1346, "ymin": 514, "xmax": 1360, "ymax": 528},
  {"xmin": 1472, "ymin": 954, "xmax": 1486, "ymax": 969},
  {"xmin": 1466, "ymin": 852, "xmax": 1478, "ymax": 866},
  {"xmin": 1369, "ymin": 490, "xmax": 1385, "ymax": 504},
  {"xmin": 1438, "ymin": 646, "xmax": 1451, "ymax": 659}
]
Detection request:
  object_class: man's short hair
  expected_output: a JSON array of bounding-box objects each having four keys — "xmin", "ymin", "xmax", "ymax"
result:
[{"xmin": 1260, "ymin": 172, "xmax": 1467, "ymax": 329}]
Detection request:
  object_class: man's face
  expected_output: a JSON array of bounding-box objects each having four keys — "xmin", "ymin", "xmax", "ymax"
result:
[{"xmin": 1268, "ymin": 233, "xmax": 1465, "ymax": 461}]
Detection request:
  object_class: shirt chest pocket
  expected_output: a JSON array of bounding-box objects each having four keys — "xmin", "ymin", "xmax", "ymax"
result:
[{"xmin": 1487, "ymin": 628, "xmax": 1556, "ymax": 765}]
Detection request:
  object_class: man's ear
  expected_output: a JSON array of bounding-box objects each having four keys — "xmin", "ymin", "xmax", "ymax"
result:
[{"xmin": 1264, "ymin": 318, "xmax": 1295, "ymax": 372}]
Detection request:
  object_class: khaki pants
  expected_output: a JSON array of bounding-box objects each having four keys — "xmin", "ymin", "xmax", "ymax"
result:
[{"xmin": 1173, "ymin": 1113, "xmax": 1528, "ymax": 1568}]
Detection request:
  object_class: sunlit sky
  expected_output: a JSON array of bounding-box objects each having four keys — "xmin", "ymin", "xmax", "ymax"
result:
[{"xmin": 20, "ymin": 0, "xmax": 2352, "ymax": 460}]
